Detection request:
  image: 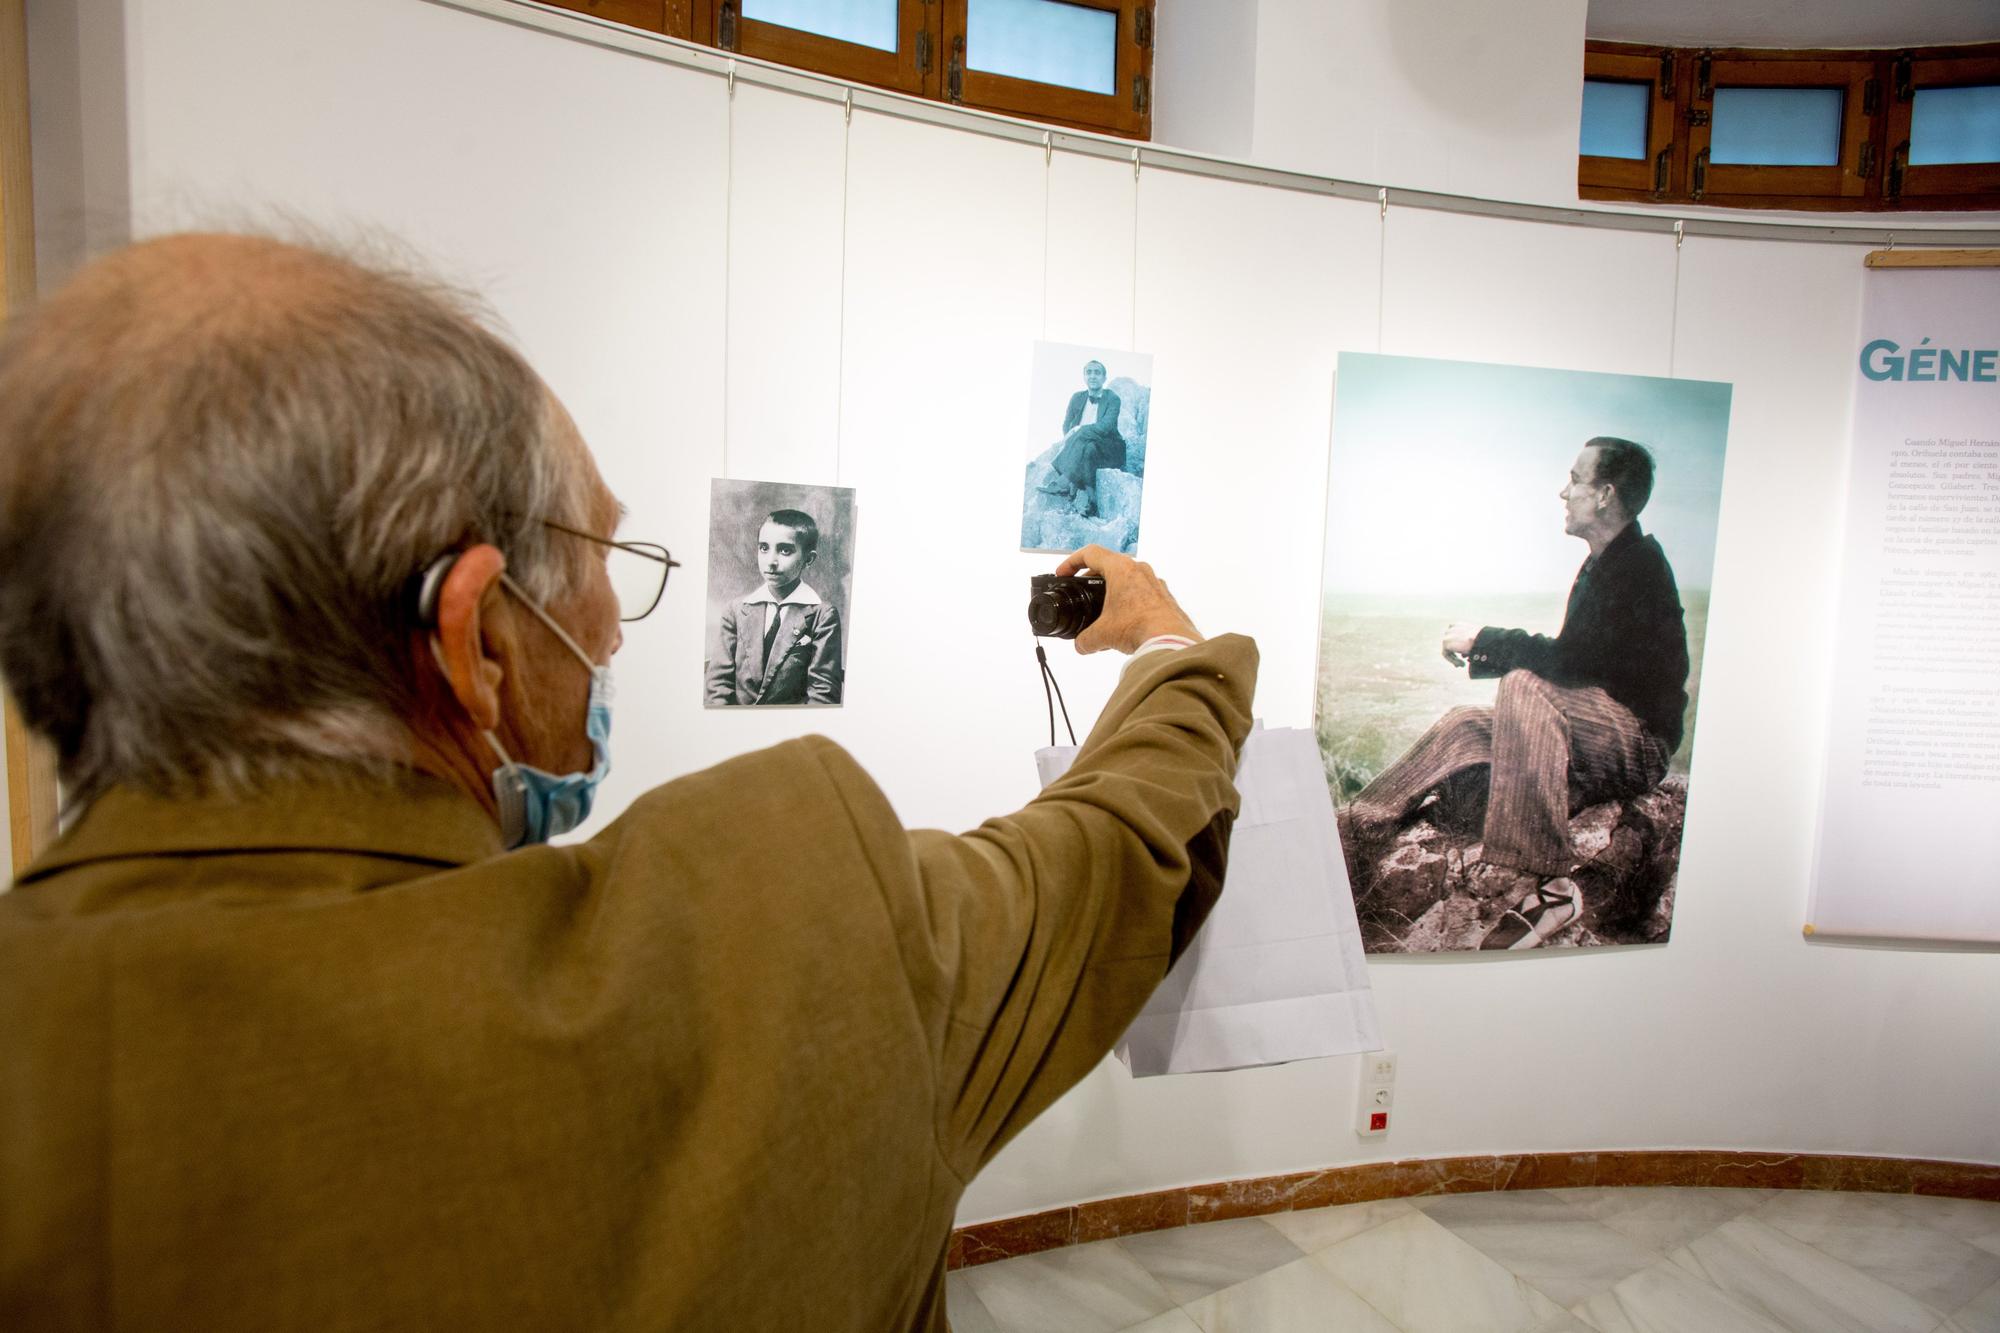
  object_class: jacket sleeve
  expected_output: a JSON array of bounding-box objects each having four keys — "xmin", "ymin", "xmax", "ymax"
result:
[
  {"xmin": 804, "ymin": 607, "xmax": 843, "ymax": 705},
  {"xmin": 704, "ymin": 604, "xmax": 740, "ymax": 705},
  {"xmin": 1467, "ymin": 623, "xmax": 1560, "ymax": 680},
  {"xmin": 815, "ymin": 636, "xmax": 1258, "ymax": 1182},
  {"xmin": 1061, "ymin": 392, "xmax": 1084, "ymax": 435}
]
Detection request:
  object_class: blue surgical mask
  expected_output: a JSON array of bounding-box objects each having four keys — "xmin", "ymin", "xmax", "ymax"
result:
[{"xmin": 479, "ymin": 575, "xmax": 615, "ymax": 849}]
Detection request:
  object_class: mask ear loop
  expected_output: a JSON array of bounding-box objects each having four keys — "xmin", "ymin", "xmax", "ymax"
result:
[
  {"xmin": 498, "ymin": 572, "xmax": 597, "ymax": 670},
  {"xmin": 1034, "ymin": 643, "xmax": 1076, "ymax": 749},
  {"xmin": 414, "ymin": 556, "xmax": 596, "ymax": 769}
]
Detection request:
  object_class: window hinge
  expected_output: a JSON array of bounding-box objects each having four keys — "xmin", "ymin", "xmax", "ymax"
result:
[
  {"xmin": 1133, "ymin": 73, "xmax": 1149, "ymax": 115},
  {"xmin": 1659, "ymin": 51, "xmax": 1675, "ymax": 102},
  {"xmin": 1892, "ymin": 53, "xmax": 1913, "ymax": 103},
  {"xmin": 1695, "ymin": 49, "xmax": 1713, "ymax": 102},
  {"xmin": 1863, "ymin": 78, "xmax": 1881, "ymax": 117},
  {"xmin": 916, "ymin": 29, "xmax": 931, "ymax": 73},
  {"xmin": 1135, "ymin": 6, "xmax": 1152, "ymax": 48},
  {"xmin": 1692, "ymin": 147, "xmax": 1709, "ymax": 201},
  {"xmin": 1859, "ymin": 140, "xmax": 1876, "ymax": 180},
  {"xmin": 1887, "ymin": 140, "xmax": 1908, "ymax": 199},
  {"xmin": 948, "ymin": 35, "xmax": 964, "ymax": 103},
  {"xmin": 719, "ymin": 0, "xmax": 738, "ymax": 51},
  {"xmin": 1653, "ymin": 145, "xmax": 1672, "ymax": 198}
]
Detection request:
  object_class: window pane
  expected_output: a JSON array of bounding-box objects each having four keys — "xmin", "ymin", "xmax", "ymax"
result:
[
  {"xmin": 1709, "ymin": 86, "xmax": 1843, "ymax": 166},
  {"xmin": 1580, "ymin": 80, "xmax": 1649, "ymax": 159},
  {"xmin": 1911, "ymin": 84, "xmax": 2000, "ymax": 165},
  {"xmin": 740, "ymin": 0, "xmax": 897, "ymax": 52},
  {"xmin": 967, "ymin": 0, "xmax": 1116, "ymax": 97}
]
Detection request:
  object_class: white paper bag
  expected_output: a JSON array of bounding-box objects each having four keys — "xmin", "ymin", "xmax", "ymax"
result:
[{"xmin": 1036, "ymin": 725, "xmax": 1380, "ymax": 1076}]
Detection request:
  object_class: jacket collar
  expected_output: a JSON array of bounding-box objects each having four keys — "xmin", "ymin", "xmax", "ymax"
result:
[{"xmin": 15, "ymin": 770, "xmax": 506, "ymax": 886}]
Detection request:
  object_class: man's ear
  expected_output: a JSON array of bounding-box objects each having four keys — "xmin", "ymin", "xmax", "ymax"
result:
[{"xmin": 431, "ymin": 544, "xmax": 509, "ymax": 731}]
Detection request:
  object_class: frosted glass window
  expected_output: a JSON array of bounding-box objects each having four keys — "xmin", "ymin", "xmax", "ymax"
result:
[
  {"xmin": 1580, "ymin": 80, "xmax": 1649, "ymax": 159},
  {"xmin": 741, "ymin": 0, "xmax": 897, "ymax": 52},
  {"xmin": 1709, "ymin": 87, "xmax": 1843, "ymax": 166},
  {"xmin": 1911, "ymin": 85, "xmax": 2000, "ymax": 165},
  {"xmin": 968, "ymin": 0, "xmax": 1116, "ymax": 96}
]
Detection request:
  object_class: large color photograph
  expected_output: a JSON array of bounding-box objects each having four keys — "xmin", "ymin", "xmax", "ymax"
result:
[{"xmin": 1318, "ymin": 354, "xmax": 1732, "ymax": 953}]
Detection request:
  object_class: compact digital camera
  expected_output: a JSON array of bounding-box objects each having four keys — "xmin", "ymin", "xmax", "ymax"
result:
[{"xmin": 1027, "ymin": 573, "xmax": 1107, "ymax": 639}]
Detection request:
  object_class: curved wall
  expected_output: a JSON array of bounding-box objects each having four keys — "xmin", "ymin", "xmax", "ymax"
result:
[{"xmin": 32, "ymin": 0, "xmax": 2000, "ymax": 1226}]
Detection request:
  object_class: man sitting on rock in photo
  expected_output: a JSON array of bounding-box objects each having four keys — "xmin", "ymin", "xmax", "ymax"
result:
[
  {"xmin": 1343, "ymin": 436, "xmax": 1690, "ymax": 950},
  {"xmin": 1044, "ymin": 359, "xmax": 1127, "ymax": 518}
]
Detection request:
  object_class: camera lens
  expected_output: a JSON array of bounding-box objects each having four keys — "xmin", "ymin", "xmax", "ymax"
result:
[{"xmin": 1028, "ymin": 591, "xmax": 1076, "ymax": 637}]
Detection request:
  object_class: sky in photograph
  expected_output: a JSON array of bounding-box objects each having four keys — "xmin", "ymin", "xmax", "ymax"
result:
[{"xmin": 1323, "ymin": 353, "xmax": 1732, "ymax": 598}]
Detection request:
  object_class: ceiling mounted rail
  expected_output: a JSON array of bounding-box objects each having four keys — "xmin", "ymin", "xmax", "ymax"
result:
[{"xmin": 428, "ymin": 0, "xmax": 2000, "ymax": 248}]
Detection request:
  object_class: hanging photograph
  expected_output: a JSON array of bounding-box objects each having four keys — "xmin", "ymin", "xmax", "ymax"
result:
[
  {"xmin": 1020, "ymin": 339, "xmax": 1153, "ymax": 555},
  {"xmin": 703, "ymin": 477, "xmax": 857, "ymax": 708},
  {"xmin": 1317, "ymin": 353, "xmax": 1732, "ymax": 954}
]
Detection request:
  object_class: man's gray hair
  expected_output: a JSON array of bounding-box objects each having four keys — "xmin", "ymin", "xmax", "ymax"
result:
[{"xmin": 0, "ymin": 234, "xmax": 591, "ymax": 804}]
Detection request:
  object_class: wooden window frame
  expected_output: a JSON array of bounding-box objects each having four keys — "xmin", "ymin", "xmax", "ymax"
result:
[
  {"xmin": 1690, "ymin": 55, "xmax": 1876, "ymax": 207},
  {"xmin": 1578, "ymin": 47, "xmax": 1676, "ymax": 199},
  {"xmin": 535, "ymin": 0, "xmax": 690, "ymax": 37},
  {"xmin": 1581, "ymin": 41, "xmax": 2000, "ymax": 213},
  {"xmin": 557, "ymin": 0, "xmax": 1154, "ymax": 139},
  {"xmin": 1885, "ymin": 52, "xmax": 2000, "ymax": 203},
  {"xmin": 713, "ymin": 0, "xmax": 941, "ymax": 100},
  {"xmin": 942, "ymin": 0, "xmax": 1148, "ymax": 139}
]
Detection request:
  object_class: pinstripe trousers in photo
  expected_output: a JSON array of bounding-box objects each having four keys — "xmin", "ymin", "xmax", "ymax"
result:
[{"xmin": 1352, "ymin": 669, "xmax": 1670, "ymax": 877}]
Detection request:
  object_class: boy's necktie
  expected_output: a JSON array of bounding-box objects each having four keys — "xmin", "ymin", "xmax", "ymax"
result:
[{"xmin": 762, "ymin": 603, "xmax": 782, "ymax": 670}]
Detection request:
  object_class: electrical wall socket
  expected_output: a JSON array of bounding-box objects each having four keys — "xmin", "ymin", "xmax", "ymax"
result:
[{"xmin": 1355, "ymin": 1048, "xmax": 1396, "ymax": 1138}]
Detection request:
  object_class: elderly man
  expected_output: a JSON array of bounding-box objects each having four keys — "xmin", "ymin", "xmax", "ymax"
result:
[
  {"xmin": 0, "ymin": 235, "xmax": 1257, "ymax": 1331},
  {"xmin": 1345, "ymin": 436, "xmax": 1689, "ymax": 949}
]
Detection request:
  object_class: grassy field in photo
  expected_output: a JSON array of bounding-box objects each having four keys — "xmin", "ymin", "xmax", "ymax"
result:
[{"xmin": 1313, "ymin": 589, "xmax": 1709, "ymax": 801}]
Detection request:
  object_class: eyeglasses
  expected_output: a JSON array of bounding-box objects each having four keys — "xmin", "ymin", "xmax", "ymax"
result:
[{"xmin": 541, "ymin": 519, "xmax": 679, "ymax": 622}]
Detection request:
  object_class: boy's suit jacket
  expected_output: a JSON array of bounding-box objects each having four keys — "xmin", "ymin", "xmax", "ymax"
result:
[{"xmin": 705, "ymin": 595, "xmax": 843, "ymax": 705}]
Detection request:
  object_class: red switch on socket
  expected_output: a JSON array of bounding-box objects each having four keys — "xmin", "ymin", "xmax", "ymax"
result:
[{"xmin": 1369, "ymin": 1112, "xmax": 1389, "ymax": 1132}]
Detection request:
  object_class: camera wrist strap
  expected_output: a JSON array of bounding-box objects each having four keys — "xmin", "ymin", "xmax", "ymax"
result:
[{"xmin": 1034, "ymin": 642, "xmax": 1077, "ymax": 749}]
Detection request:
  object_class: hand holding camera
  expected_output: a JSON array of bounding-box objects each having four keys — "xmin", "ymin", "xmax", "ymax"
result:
[{"xmin": 1030, "ymin": 545, "xmax": 1202, "ymax": 655}]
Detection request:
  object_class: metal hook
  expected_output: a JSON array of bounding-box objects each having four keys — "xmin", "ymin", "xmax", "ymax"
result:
[
  {"xmin": 844, "ymin": 88, "xmax": 853, "ymax": 124},
  {"xmin": 1674, "ymin": 219, "xmax": 1684, "ymax": 251},
  {"xmin": 1887, "ymin": 231, "xmax": 1897, "ymax": 251},
  {"xmin": 1132, "ymin": 146, "xmax": 1141, "ymax": 181},
  {"xmin": 726, "ymin": 60, "xmax": 737, "ymax": 98},
  {"xmin": 1378, "ymin": 186, "xmax": 1388, "ymax": 219},
  {"xmin": 1044, "ymin": 131, "xmax": 1053, "ymax": 166}
]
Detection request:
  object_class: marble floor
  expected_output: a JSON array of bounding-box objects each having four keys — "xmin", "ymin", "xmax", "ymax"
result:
[{"xmin": 947, "ymin": 1187, "xmax": 2000, "ymax": 1333}]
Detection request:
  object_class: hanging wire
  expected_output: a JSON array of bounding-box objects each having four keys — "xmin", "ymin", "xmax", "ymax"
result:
[
  {"xmin": 1041, "ymin": 131, "xmax": 1053, "ymax": 338},
  {"xmin": 1668, "ymin": 220, "xmax": 1685, "ymax": 378},
  {"xmin": 1129, "ymin": 151, "xmax": 1141, "ymax": 352},
  {"xmin": 834, "ymin": 89, "xmax": 854, "ymax": 481},
  {"xmin": 720, "ymin": 65, "xmax": 737, "ymax": 478}
]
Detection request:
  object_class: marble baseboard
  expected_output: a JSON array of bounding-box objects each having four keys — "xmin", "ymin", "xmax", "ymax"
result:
[{"xmin": 948, "ymin": 1152, "xmax": 2000, "ymax": 1270}]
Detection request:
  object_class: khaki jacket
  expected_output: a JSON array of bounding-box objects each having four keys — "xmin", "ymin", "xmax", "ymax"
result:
[{"xmin": 1, "ymin": 635, "xmax": 1257, "ymax": 1331}]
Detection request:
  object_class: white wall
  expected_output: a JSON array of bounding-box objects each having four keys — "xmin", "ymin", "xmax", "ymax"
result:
[
  {"xmin": 27, "ymin": 0, "xmax": 2000, "ymax": 1227},
  {"xmin": 1151, "ymin": 0, "xmax": 1256, "ymax": 161},
  {"xmin": 1242, "ymin": 0, "xmax": 1592, "ymax": 206}
]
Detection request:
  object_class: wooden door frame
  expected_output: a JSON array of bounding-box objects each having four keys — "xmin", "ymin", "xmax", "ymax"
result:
[{"xmin": 2, "ymin": 0, "xmax": 57, "ymax": 876}]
